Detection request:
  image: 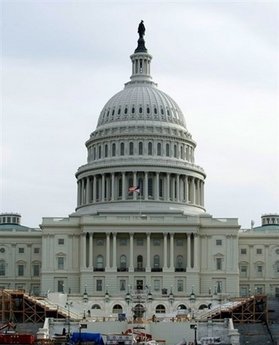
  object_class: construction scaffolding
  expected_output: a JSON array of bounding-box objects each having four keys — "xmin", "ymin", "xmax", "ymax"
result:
[
  {"xmin": 0, "ymin": 289, "xmax": 67, "ymax": 323},
  {"xmin": 210, "ymin": 295, "xmax": 268, "ymax": 323}
]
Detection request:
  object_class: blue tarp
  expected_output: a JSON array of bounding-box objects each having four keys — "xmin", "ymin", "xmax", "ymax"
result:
[{"xmin": 70, "ymin": 332, "xmax": 104, "ymax": 345}]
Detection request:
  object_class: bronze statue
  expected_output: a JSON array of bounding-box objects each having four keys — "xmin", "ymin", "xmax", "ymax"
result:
[{"xmin": 138, "ymin": 20, "xmax": 145, "ymax": 39}]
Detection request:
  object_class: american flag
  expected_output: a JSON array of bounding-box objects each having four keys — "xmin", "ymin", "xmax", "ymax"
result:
[{"xmin": 128, "ymin": 185, "xmax": 140, "ymax": 193}]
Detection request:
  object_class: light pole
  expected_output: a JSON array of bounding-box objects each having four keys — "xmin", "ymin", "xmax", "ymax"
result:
[
  {"xmin": 190, "ymin": 324, "xmax": 197, "ymax": 345},
  {"xmin": 65, "ymin": 299, "xmax": 73, "ymax": 339}
]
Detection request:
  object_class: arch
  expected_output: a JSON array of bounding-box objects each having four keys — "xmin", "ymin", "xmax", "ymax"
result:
[
  {"xmin": 96, "ymin": 255, "xmax": 104, "ymax": 269},
  {"xmin": 155, "ymin": 304, "xmax": 166, "ymax": 314},
  {"xmin": 104, "ymin": 144, "xmax": 108, "ymax": 157},
  {"xmin": 166, "ymin": 143, "xmax": 170, "ymax": 157},
  {"xmin": 157, "ymin": 143, "xmax": 161, "ymax": 156},
  {"xmin": 198, "ymin": 304, "xmax": 208, "ymax": 310},
  {"xmin": 120, "ymin": 142, "xmax": 125, "ymax": 156},
  {"xmin": 177, "ymin": 304, "xmax": 187, "ymax": 310},
  {"xmin": 176, "ymin": 255, "xmax": 183, "ymax": 268},
  {"xmin": 137, "ymin": 255, "xmax": 143, "ymax": 270},
  {"xmin": 112, "ymin": 304, "xmax": 123, "ymax": 314},
  {"xmin": 112, "ymin": 143, "xmax": 116, "ymax": 157},
  {"xmin": 129, "ymin": 142, "xmax": 134, "ymax": 155},
  {"xmin": 120, "ymin": 255, "xmax": 127, "ymax": 270},
  {"xmin": 91, "ymin": 304, "xmax": 101, "ymax": 309},
  {"xmin": 138, "ymin": 142, "xmax": 143, "ymax": 155},
  {"xmin": 148, "ymin": 142, "xmax": 152, "ymax": 155}
]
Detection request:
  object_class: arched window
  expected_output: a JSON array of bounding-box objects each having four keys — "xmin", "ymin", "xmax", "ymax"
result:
[
  {"xmin": 157, "ymin": 143, "xmax": 161, "ymax": 156},
  {"xmin": 104, "ymin": 144, "xmax": 108, "ymax": 157},
  {"xmin": 120, "ymin": 255, "xmax": 127, "ymax": 270},
  {"xmin": 148, "ymin": 177, "xmax": 153, "ymax": 198},
  {"xmin": 148, "ymin": 142, "xmax": 152, "ymax": 155},
  {"xmin": 96, "ymin": 255, "xmax": 104, "ymax": 270},
  {"xmin": 92, "ymin": 304, "xmax": 101, "ymax": 309},
  {"xmin": 98, "ymin": 145, "xmax": 102, "ymax": 159},
  {"xmin": 166, "ymin": 143, "xmax": 170, "ymax": 157},
  {"xmin": 93, "ymin": 147, "xmax": 96, "ymax": 160},
  {"xmin": 112, "ymin": 143, "xmax": 116, "ymax": 157},
  {"xmin": 174, "ymin": 144, "xmax": 177, "ymax": 158},
  {"xmin": 176, "ymin": 255, "xmax": 183, "ymax": 268},
  {"xmin": 139, "ymin": 107, "xmax": 143, "ymax": 113},
  {"xmin": 112, "ymin": 304, "xmax": 123, "ymax": 314},
  {"xmin": 177, "ymin": 304, "xmax": 187, "ymax": 310},
  {"xmin": 155, "ymin": 304, "xmax": 166, "ymax": 314},
  {"xmin": 137, "ymin": 255, "xmax": 143, "ymax": 271},
  {"xmin": 129, "ymin": 142, "xmax": 134, "ymax": 155},
  {"xmin": 138, "ymin": 142, "xmax": 143, "ymax": 155},
  {"xmin": 120, "ymin": 142, "xmax": 125, "ymax": 156},
  {"xmin": 153, "ymin": 255, "xmax": 160, "ymax": 269},
  {"xmin": 0, "ymin": 260, "xmax": 6, "ymax": 276}
]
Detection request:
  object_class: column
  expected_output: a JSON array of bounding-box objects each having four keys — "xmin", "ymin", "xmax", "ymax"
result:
[
  {"xmin": 190, "ymin": 178, "xmax": 195, "ymax": 204},
  {"xmin": 146, "ymin": 233, "xmax": 151, "ymax": 271},
  {"xmin": 111, "ymin": 173, "xmax": 115, "ymax": 201},
  {"xmin": 81, "ymin": 179, "xmax": 85, "ymax": 204},
  {"xmin": 85, "ymin": 176, "xmax": 89, "ymax": 204},
  {"xmin": 156, "ymin": 172, "xmax": 159, "ymax": 200},
  {"xmin": 170, "ymin": 233, "xmax": 174, "ymax": 270},
  {"xmin": 89, "ymin": 233, "xmax": 93, "ymax": 268},
  {"xmin": 101, "ymin": 174, "xmax": 105, "ymax": 202},
  {"xmin": 163, "ymin": 233, "xmax": 168, "ymax": 269},
  {"xmin": 106, "ymin": 233, "xmax": 110, "ymax": 270},
  {"xmin": 93, "ymin": 175, "xmax": 96, "ymax": 203},
  {"xmin": 129, "ymin": 233, "xmax": 134, "ymax": 270},
  {"xmin": 166, "ymin": 173, "xmax": 170, "ymax": 201},
  {"xmin": 81, "ymin": 234, "xmax": 86, "ymax": 269},
  {"xmin": 176, "ymin": 174, "xmax": 180, "ymax": 201},
  {"xmin": 201, "ymin": 181, "xmax": 204, "ymax": 206},
  {"xmin": 144, "ymin": 172, "xmax": 148, "ymax": 200},
  {"xmin": 185, "ymin": 176, "xmax": 188, "ymax": 202},
  {"xmin": 112, "ymin": 233, "xmax": 117, "ymax": 270},
  {"xmin": 133, "ymin": 172, "xmax": 137, "ymax": 200},
  {"xmin": 196, "ymin": 180, "xmax": 200, "ymax": 205},
  {"xmin": 77, "ymin": 181, "xmax": 80, "ymax": 206},
  {"xmin": 187, "ymin": 234, "xmax": 191, "ymax": 270},
  {"xmin": 172, "ymin": 176, "xmax": 175, "ymax": 200},
  {"xmin": 122, "ymin": 172, "xmax": 125, "ymax": 200},
  {"xmin": 193, "ymin": 234, "xmax": 199, "ymax": 270}
]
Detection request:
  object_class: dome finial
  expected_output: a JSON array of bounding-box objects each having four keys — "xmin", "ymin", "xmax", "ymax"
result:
[{"xmin": 135, "ymin": 20, "xmax": 147, "ymax": 53}]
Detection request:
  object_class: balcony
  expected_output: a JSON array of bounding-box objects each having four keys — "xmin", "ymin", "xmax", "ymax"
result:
[
  {"xmin": 134, "ymin": 268, "xmax": 145, "ymax": 272},
  {"xmin": 117, "ymin": 267, "xmax": 128, "ymax": 272},
  {"xmin": 175, "ymin": 268, "xmax": 186, "ymax": 272},
  {"xmin": 94, "ymin": 267, "xmax": 105, "ymax": 272},
  {"xmin": 151, "ymin": 268, "xmax": 162, "ymax": 272}
]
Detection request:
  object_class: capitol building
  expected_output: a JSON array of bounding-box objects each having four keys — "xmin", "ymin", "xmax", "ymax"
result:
[{"xmin": 0, "ymin": 23, "xmax": 278, "ymax": 319}]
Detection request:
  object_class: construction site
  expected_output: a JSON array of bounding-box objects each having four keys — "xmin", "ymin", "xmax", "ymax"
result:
[{"xmin": 0, "ymin": 289, "xmax": 279, "ymax": 344}]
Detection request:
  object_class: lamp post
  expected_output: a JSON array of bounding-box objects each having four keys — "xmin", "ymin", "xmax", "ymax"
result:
[
  {"xmin": 190, "ymin": 324, "xmax": 197, "ymax": 345},
  {"xmin": 65, "ymin": 299, "xmax": 73, "ymax": 339}
]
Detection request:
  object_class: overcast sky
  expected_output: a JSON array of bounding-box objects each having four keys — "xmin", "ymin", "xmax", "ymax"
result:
[{"xmin": 2, "ymin": 0, "xmax": 279, "ymax": 229}]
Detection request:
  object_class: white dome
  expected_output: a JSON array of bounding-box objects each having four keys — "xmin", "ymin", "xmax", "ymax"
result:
[{"xmin": 97, "ymin": 83, "xmax": 187, "ymax": 129}]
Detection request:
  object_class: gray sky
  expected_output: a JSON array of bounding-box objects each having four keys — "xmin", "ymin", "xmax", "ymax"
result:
[{"xmin": 2, "ymin": 0, "xmax": 279, "ymax": 229}]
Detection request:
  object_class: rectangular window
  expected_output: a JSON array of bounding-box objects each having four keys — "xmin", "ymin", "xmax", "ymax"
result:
[
  {"xmin": 216, "ymin": 240, "xmax": 222, "ymax": 246},
  {"xmin": 18, "ymin": 265, "xmax": 24, "ymax": 276},
  {"xmin": 256, "ymin": 248, "xmax": 262, "ymax": 254},
  {"xmin": 240, "ymin": 248, "xmax": 247, "ymax": 255},
  {"xmin": 34, "ymin": 248, "xmax": 40, "ymax": 254},
  {"xmin": 154, "ymin": 279, "xmax": 160, "ymax": 291},
  {"xmin": 216, "ymin": 258, "xmax": 222, "ymax": 270},
  {"xmin": 177, "ymin": 280, "xmax": 184, "ymax": 292},
  {"xmin": 240, "ymin": 266, "xmax": 247, "ymax": 277},
  {"xmin": 153, "ymin": 239, "xmax": 161, "ymax": 246},
  {"xmin": 58, "ymin": 239, "xmax": 64, "ymax": 245},
  {"xmin": 136, "ymin": 239, "xmax": 144, "ymax": 246},
  {"xmin": 57, "ymin": 257, "xmax": 64, "ymax": 270},
  {"xmin": 96, "ymin": 280, "xmax": 103, "ymax": 291},
  {"xmin": 119, "ymin": 239, "xmax": 127, "ymax": 246},
  {"xmin": 18, "ymin": 247, "xmax": 24, "ymax": 253},
  {"xmin": 57, "ymin": 280, "xmax": 64, "ymax": 293},
  {"xmin": 96, "ymin": 239, "xmax": 104, "ymax": 246},
  {"xmin": 176, "ymin": 239, "xmax": 184, "ymax": 246},
  {"xmin": 33, "ymin": 264, "xmax": 40, "ymax": 276}
]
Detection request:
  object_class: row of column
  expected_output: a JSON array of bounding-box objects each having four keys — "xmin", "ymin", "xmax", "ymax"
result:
[
  {"xmin": 77, "ymin": 172, "xmax": 204, "ymax": 207},
  {"xmin": 80, "ymin": 232, "xmax": 200, "ymax": 272}
]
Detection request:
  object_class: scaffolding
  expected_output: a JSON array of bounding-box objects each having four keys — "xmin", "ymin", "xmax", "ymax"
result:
[
  {"xmin": 209, "ymin": 295, "xmax": 268, "ymax": 323},
  {"xmin": 0, "ymin": 289, "xmax": 67, "ymax": 323}
]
